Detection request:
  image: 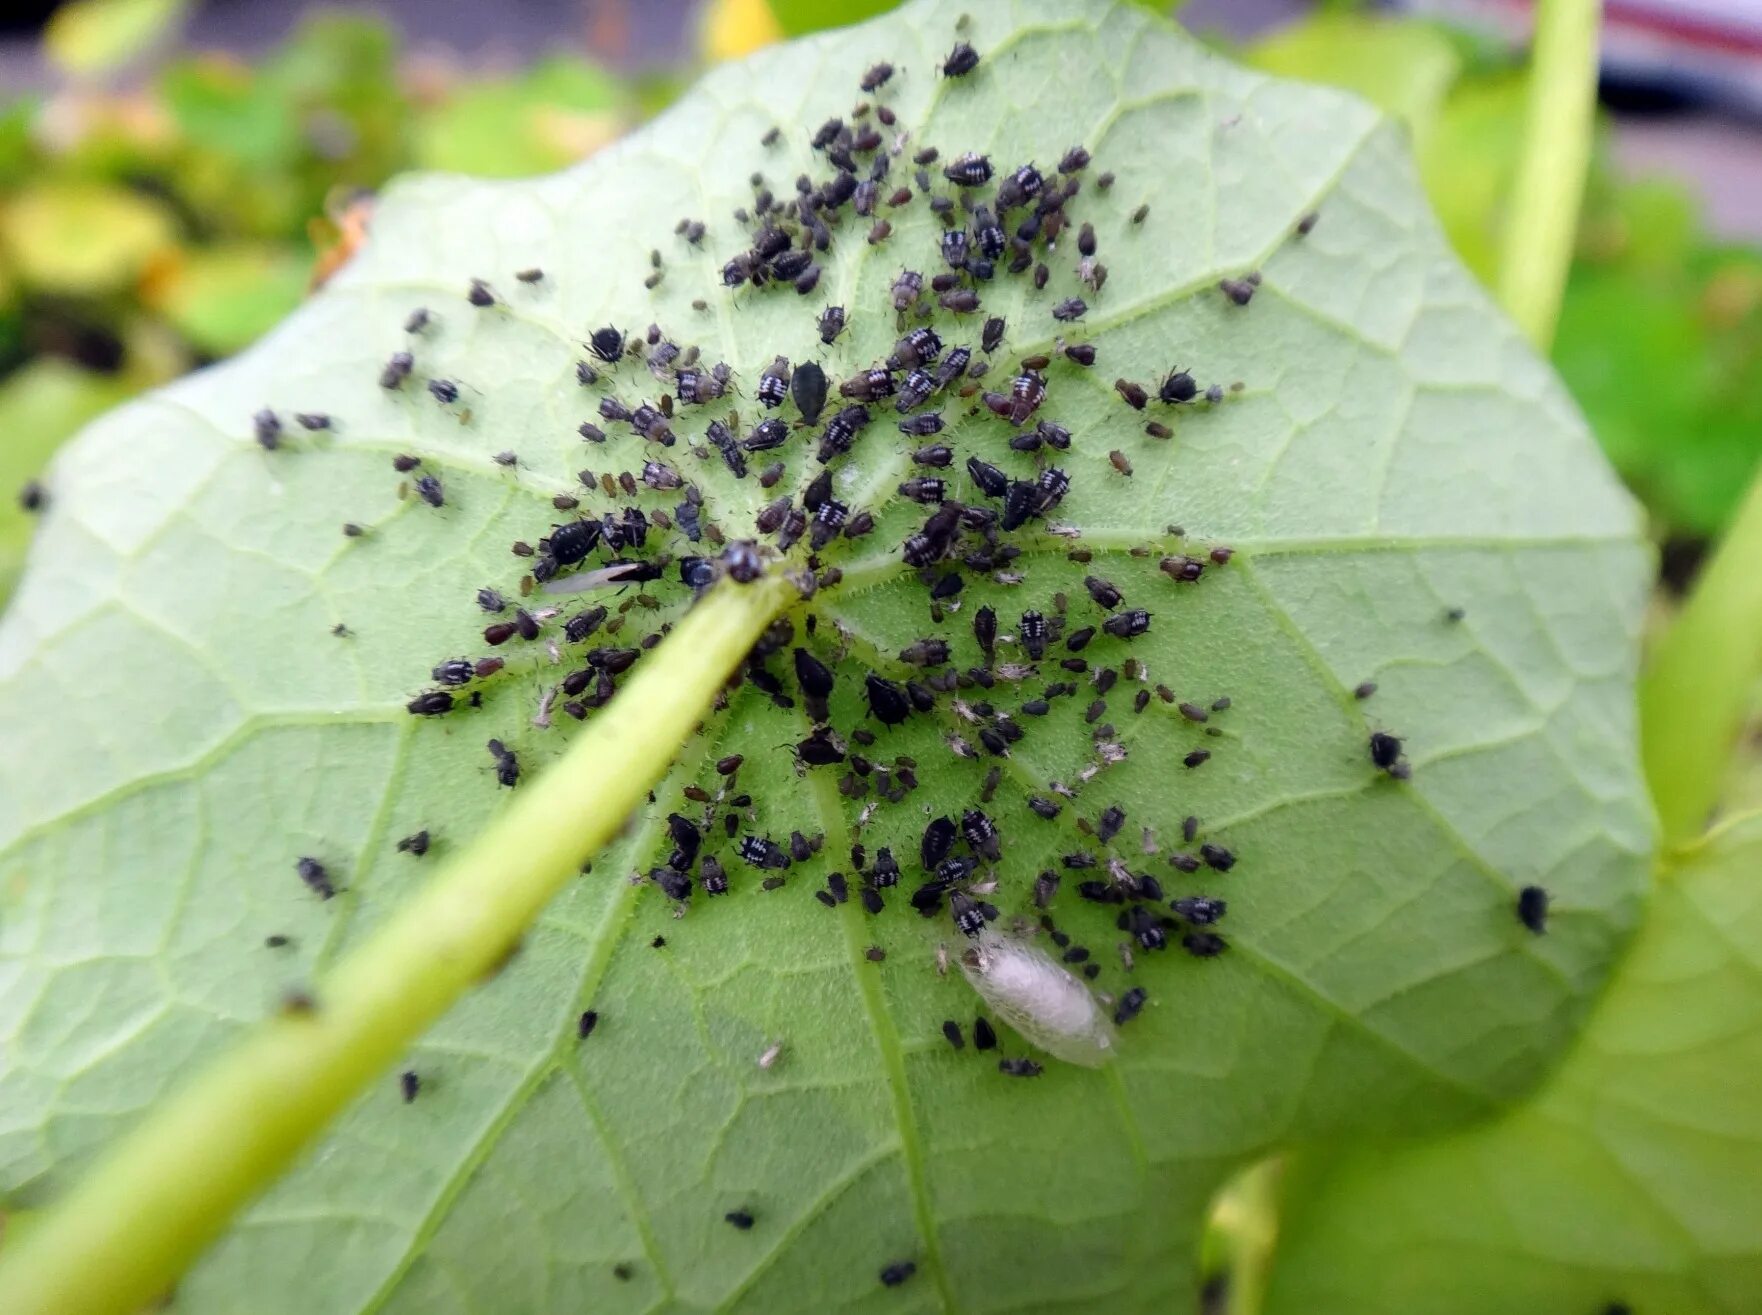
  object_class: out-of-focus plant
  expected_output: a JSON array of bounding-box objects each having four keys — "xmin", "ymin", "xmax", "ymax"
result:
[{"xmin": 0, "ymin": 7, "xmax": 635, "ymax": 592}]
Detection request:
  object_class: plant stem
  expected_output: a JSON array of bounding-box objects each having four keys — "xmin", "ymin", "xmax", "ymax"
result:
[
  {"xmin": 1496, "ymin": 0, "xmax": 1601, "ymax": 349},
  {"xmin": 1199, "ymin": 1156, "xmax": 1283, "ymax": 1315},
  {"xmin": 0, "ymin": 574, "xmax": 795, "ymax": 1315},
  {"xmin": 1642, "ymin": 471, "xmax": 1762, "ymax": 849}
]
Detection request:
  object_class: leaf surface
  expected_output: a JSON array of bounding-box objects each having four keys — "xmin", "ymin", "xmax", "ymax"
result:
[
  {"xmin": 1264, "ymin": 816, "xmax": 1762, "ymax": 1315},
  {"xmin": 0, "ymin": 2, "xmax": 1651, "ymax": 1310}
]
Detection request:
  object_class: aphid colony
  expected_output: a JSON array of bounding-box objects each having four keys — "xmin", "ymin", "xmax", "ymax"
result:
[{"xmin": 241, "ymin": 28, "xmax": 1540, "ymax": 1292}]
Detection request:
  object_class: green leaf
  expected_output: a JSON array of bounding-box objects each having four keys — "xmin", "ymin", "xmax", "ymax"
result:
[
  {"xmin": 0, "ymin": 360, "xmax": 129, "ymax": 605},
  {"xmin": 0, "ymin": 1, "xmax": 1652, "ymax": 1309},
  {"xmin": 411, "ymin": 57, "xmax": 628, "ymax": 179},
  {"xmin": 43, "ymin": 0, "xmax": 188, "ymax": 78},
  {"xmin": 1263, "ymin": 815, "xmax": 1762, "ymax": 1314},
  {"xmin": 147, "ymin": 243, "xmax": 311, "ymax": 357}
]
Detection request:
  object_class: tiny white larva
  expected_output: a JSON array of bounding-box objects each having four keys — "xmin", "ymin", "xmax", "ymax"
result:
[{"xmin": 959, "ymin": 930, "xmax": 1116, "ymax": 1068}]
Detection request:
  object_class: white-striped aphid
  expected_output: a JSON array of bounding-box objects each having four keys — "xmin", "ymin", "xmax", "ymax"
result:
[{"xmin": 959, "ymin": 929, "xmax": 1116, "ymax": 1068}]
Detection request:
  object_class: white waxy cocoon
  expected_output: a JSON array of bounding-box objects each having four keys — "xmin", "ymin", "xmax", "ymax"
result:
[{"xmin": 959, "ymin": 929, "xmax": 1116, "ymax": 1067}]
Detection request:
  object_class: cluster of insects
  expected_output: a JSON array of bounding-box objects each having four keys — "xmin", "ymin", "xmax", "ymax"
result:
[{"xmin": 234, "ymin": 24, "xmax": 1555, "ymax": 1293}]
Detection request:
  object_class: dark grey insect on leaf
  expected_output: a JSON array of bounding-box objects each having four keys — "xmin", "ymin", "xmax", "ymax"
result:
[
  {"xmin": 743, "ymin": 418, "xmax": 790, "ymax": 452},
  {"xmin": 818, "ymin": 304, "xmax": 846, "ymax": 344},
  {"xmin": 737, "ymin": 835, "xmax": 791, "ymax": 870},
  {"xmin": 1218, "ymin": 277, "xmax": 1256, "ymax": 306},
  {"xmin": 973, "ymin": 1017, "xmax": 997, "ymax": 1050},
  {"xmin": 966, "ymin": 456, "xmax": 1008, "ymax": 499},
  {"xmin": 891, "ymin": 269, "xmax": 924, "ymax": 311},
  {"xmin": 1183, "ymin": 931, "xmax": 1227, "ymax": 958},
  {"xmin": 396, "ymin": 830, "xmax": 430, "ymax": 857},
  {"xmin": 1051, "ymin": 297, "xmax": 1086, "ymax": 322},
  {"xmin": 379, "ymin": 351, "xmax": 415, "ymax": 390},
  {"xmin": 295, "ymin": 856, "xmax": 335, "ymax": 899},
  {"xmin": 486, "ymin": 738, "xmax": 520, "ymax": 789},
  {"xmin": 898, "ymin": 476, "xmax": 946, "ymax": 505},
  {"xmin": 921, "ymin": 816, "xmax": 956, "ymax": 871},
  {"xmin": 413, "ymin": 475, "xmax": 444, "ymax": 508},
  {"xmin": 961, "ymin": 808, "xmax": 1001, "ymax": 861},
  {"xmin": 941, "ymin": 40, "xmax": 979, "ymax": 77},
  {"xmin": 1199, "ymin": 843, "xmax": 1235, "ymax": 872},
  {"xmin": 1103, "ymin": 609, "xmax": 1150, "ymax": 639},
  {"xmin": 1517, "ymin": 885, "xmax": 1550, "ymax": 934},
  {"xmin": 880, "ymin": 1261, "xmax": 918, "ymax": 1288},
  {"xmin": 861, "ymin": 61, "xmax": 894, "ymax": 92},
  {"xmin": 943, "ymin": 151, "xmax": 991, "ymax": 186},
  {"xmin": 1159, "ymin": 368, "xmax": 1198, "ymax": 404},
  {"xmin": 587, "ymin": 325, "xmax": 624, "ymax": 363},
  {"xmin": 791, "ymin": 360, "xmax": 827, "ymax": 424},
  {"xmin": 1172, "ymin": 896, "xmax": 1225, "ymax": 925},
  {"xmin": 817, "ymin": 404, "xmax": 871, "ymax": 463},
  {"xmin": 1369, "ymin": 731, "xmax": 1406, "ymax": 776}
]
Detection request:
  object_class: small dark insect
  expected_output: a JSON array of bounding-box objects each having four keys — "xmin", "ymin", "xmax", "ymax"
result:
[
  {"xmin": 588, "ymin": 325, "xmax": 624, "ymax": 363},
  {"xmin": 891, "ymin": 269, "xmax": 924, "ymax": 311},
  {"xmin": 1144, "ymin": 421, "xmax": 1171, "ymax": 440},
  {"xmin": 19, "ymin": 479, "xmax": 45, "ymax": 512},
  {"xmin": 1183, "ymin": 749, "xmax": 1210, "ymax": 768},
  {"xmin": 791, "ymin": 361, "xmax": 828, "ymax": 424},
  {"xmin": 251, "ymin": 408, "xmax": 282, "ymax": 450},
  {"xmin": 1183, "ymin": 931, "xmax": 1227, "ymax": 958},
  {"xmin": 973, "ymin": 1017, "xmax": 997, "ymax": 1050},
  {"xmin": 1115, "ymin": 379, "xmax": 1148, "ymax": 410},
  {"xmin": 1369, "ymin": 731, "xmax": 1406, "ymax": 776},
  {"xmin": 487, "ymin": 738, "xmax": 520, "ymax": 788},
  {"xmin": 743, "ymin": 418, "xmax": 790, "ymax": 452},
  {"xmin": 401, "ymin": 1070, "xmax": 420, "ymax": 1103},
  {"xmin": 406, "ymin": 690, "xmax": 453, "ymax": 716},
  {"xmin": 1296, "ymin": 210, "xmax": 1320, "ymax": 236},
  {"xmin": 1019, "ymin": 610, "xmax": 1048, "ymax": 660},
  {"xmin": 871, "ymin": 847, "xmax": 901, "ymax": 888},
  {"xmin": 920, "ymin": 816, "xmax": 958, "ymax": 872},
  {"xmin": 1103, "ymin": 610, "xmax": 1151, "ymax": 639},
  {"xmin": 515, "ymin": 267, "xmax": 543, "ymax": 283},
  {"xmin": 880, "ymin": 1261, "xmax": 918, "ymax": 1288},
  {"xmin": 1051, "ymin": 297, "xmax": 1086, "ymax": 322},
  {"xmin": 724, "ymin": 1209, "xmax": 755, "ymax": 1231},
  {"xmin": 577, "ymin": 1009, "xmax": 599, "ymax": 1040},
  {"xmin": 861, "ymin": 61, "xmax": 894, "ymax": 92},
  {"xmin": 1084, "ymin": 576, "xmax": 1123, "ymax": 609},
  {"xmin": 295, "ymin": 856, "xmax": 335, "ymax": 899},
  {"xmin": 818, "ymin": 304, "xmax": 847, "ymax": 344},
  {"xmin": 404, "ymin": 307, "xmax": 430, "ymax": 334},
  {"xmin": 738, "ymin": 835, "xmax": 792, "ymax": 870},
  {"xmin": 413, "ymin": 474, "xmax": 444, "ymax": 508},
  {"xmin": 1131, "ymin": 203, "xmax": 1149, "ymax": 224},
  {"xmin": 468, "ymin": 278, "xmax": 496, "ymax": 306},
  {"xmin": 612, "ymin": 1263, "xmax": 633, "ymax": 1281},
  {"xmin": 961, "ymin": 808, "xmax": 1001, "ymax": 861},
  {"xmin": 1517, "ymin": 885, "xmax": 1550, "ymax": 934},
  {"xmin": 943, "ymin": 151, "xmax": 992, "ymax": 187},
  {"xmin": 941, "ymin": 41, "xmax": 979, "ymax": 77},
  {"xmin": 997, "ymin": 1055, "xmax": 1043, "ymax": 1078},
  {"xmin": 1172, "ymin": 896, "xmax": 1225, "ymax": 925},
  {"xmin": 396, "ymin": 830, "xmax": 430, "ymax": 857},
  {"xmin": 1218, "ymin": 277, "xmax": 1256, "ymax": 306},
  {"xmin": 1199, "ymin": 843, "xmax": 1235, "ymax": 872},
  {"xmin": 980, "ymin": 317, "xmax": 1007, "ymax": 356},
  {"xmin": 1159, "ymin": 369, "xmax": 1197, "ymax": 404},
  {"xmin": 898, "ymin": 476, "xmax": 946, "ymax": 505},
  {"xmin": 941, "ymin": 1020, "xmax": 965, "ymax": 1050},
  {"xmin": 701, "ymin": 856, "xmax": 729, "ymax": 896}
]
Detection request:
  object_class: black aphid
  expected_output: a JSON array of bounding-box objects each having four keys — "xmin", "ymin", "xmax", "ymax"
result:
[
  {"xmin": 253, "ymin": 408, "xmax": 281, "ymax": 450},
  {"xmin": 1172, "ymin": 896, "xmax": 1225, "ymax": 925},
  {"xmin": 817, "ymin": 305, "xmax": 847, "ymax": 345},
  {"xmin": 743, "ymin": 418, "xmax": 790, "ymax": 452},
  {"xmin": 724, "ymin": 1209, "xmax": 755, "ymax": 1231},
  {"xmin": 412, "ymin": 474, "xmax": 444, "ymax": 508},
  {"xmin": 941, "ymin": 1020, "xmax": 964, "ymax": 1050},
  {"xmin": 1052, "ymin": 297, "xmax": 1086, "ymax": 322},
  {"xmin": 1159, "ymin": 369, "xmax": 1197, "ymax": 404},
  {"xmin": 406, "ymin": 690, "xmax": 453, "ymax": 716},
  {"xmin": 1199, "ymin": 843, "xmax": 1235, "ymax": 872},
  {"xmin": 396, "ymin": 830, "xmax": 430, "ymax": 857},
  {"xmin": 588, "ymin": 325, "xmax": 624, "ymax": 363},
  {"xmin": 788, "ymin": 360, "xmax": 827, "ymax": 425},
  {"xmin": 973, "ymin": 1017, "xmax": 997, "ymax": 1050},
  {"xmin": 404, "ymin": 307, "xmax": 430, "ymax": 334},
  {"xmin": 295, "ymin": 856, "xmax": 335, "ymax": 899},
  {"xmin": 861, "ymin": 61, "xmax": 894, "ymax": 91},
  {"xmin": 997, "ymin": 1056, "xmax": 1042, "ymax": 1077},
  {"xmin": 880, "ymin": 1261, "xmax": 917, "ymax": 1288},
  {"xmin": 943, "ymin": 152, "xmax": 992, "ymax": 187},
  {"xmin": 916, "ymin": 816, "xmax": 956, "ymax": 872},
  {"xmin": 576, "ymin": 1009, "xmax": 599, "ymax": 1040},
  {"xmin": 1097, "ymin": 805, "xmax": 1125, "ymax": 843},
  {"xmin": 468, "ymin": 278, "xmax": 496, "ymax": 306},
  {"xmin": 700, "ymin": 856, "xmax": 729, "ymax": 896},
  {"xmin": 401, "ymin": 1070, "xmax": 420, "ymax": 1103},
  {"xmin": 1103, "ymin": 610, "xmax": 1151, "ymax": 639},
  {"xmin": 1115, "ymin": 378, "xmax": 1148, "ymax": 409},
  {"xmin": 817, "ymin": 404, "xmax": 870, "ymax": 462},
  {"xmin": 961, "ymin": 809, "xmax": 1001, "ymax": 861},
  {"xmin": 427, "ymin": 378, "xmax": 459, "ymax": 405},
  {"xmin": 1517, "ymin": 885, "xmax": 1549, "ymax": 934},
  {"xmin": 1369, "ymin": 731, "xmax": 1406, "ymax": 775},
  {"xmin": 891, "ymin": 269, "xmax": 924, "ymax": 311},
  {"xmin": 738, "ymin": 835, "xmax": 791, "ymax": 870},
  {"xmin": 1183, "ymin": 931, "xmax": 1227, "ymax": 958},
  {"xmin": 1019, "ymin": 610, "xmax": 1048, "ymax": 660},
  {"xmin": 486, "ymin": 738, "xmax": 519, "ymax": 789}
]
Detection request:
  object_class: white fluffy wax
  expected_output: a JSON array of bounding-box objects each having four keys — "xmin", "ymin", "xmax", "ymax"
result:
[{"xmin": 959, "ymin": 929, "xmax": 1116, "ymax": 1067}]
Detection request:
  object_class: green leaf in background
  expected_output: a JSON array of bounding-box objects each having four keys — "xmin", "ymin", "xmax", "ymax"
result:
[
  {"xmin": 0, "ymin": 1, "xmax": 1651, "ymax": 1309},
  {"xmin": 0, "ymin": 359, "xmax": 129, "ymax": 602},
  {"xmin": 1263, "ymin": 814, "xmax": 1762, "ymax": 1315},
  {"xmin": 412, "ymin": 57, "xmax": 627, "ymax": 179},
  {"xmin": 42, "ymin": 0, "xmax": 188, "ymax": 78},
  {"xmin": 0, "ymin": 181, "xmax": 178, "ymax": 296},
  {"xmin": 1247, "ymin": 12, "xmax": 1463, "ymax": 145},
  {"xmin": 145, "ymin": 243, "xmax": 310, "ymax": 357}
]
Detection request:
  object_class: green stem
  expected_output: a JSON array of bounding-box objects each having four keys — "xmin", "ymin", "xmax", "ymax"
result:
[
  {"xmin": 1200, "ymin": 1156, "xmax": 1283, "ymax": 1315},
  {"xmin": 1642, "ymin": 471, "xmax": 1762, "ymax": 849},
  {"xmin": 0, "ymin": 574, "xmax": 795, "ymax": 1315},
  {"xmin": 1496, "ymin": 0, "xmax": 1602, "ymax": 349}
]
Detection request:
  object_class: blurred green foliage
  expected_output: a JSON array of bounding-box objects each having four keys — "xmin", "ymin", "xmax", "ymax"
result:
[{"xmin": 0, "ymin": 6, "xmax": 632, "ymax": 574}]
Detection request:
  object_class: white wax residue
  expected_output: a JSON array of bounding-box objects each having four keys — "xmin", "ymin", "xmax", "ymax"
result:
[{"xmin": 959, "ymin": 929, "xmax": 1116, "ymax": 1068}]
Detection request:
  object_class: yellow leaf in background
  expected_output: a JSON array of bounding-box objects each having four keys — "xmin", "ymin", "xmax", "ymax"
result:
[
  {"xmin": 44, "ymin": 0, "xmax": 188, "ymax": 78},
  {"xmin": 530, "ymin": 106, "xmax": 624, "ymax": 163},
  {"xmin": 0, "ymin": 182, "xmax": 178, "ymax": 296},
  {"xmin": 700, "ymin": 0, "xmax": 783, "ymax": 63}
]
